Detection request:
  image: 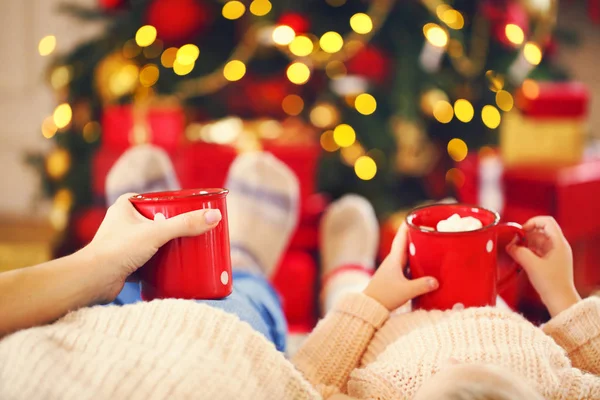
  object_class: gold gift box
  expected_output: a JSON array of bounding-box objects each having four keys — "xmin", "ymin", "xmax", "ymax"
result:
[{"xmin": 0, "ymin": 216, "xmax": 58, "ymax": 273}]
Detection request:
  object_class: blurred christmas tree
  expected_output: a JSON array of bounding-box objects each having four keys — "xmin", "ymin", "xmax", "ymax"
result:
[{"xmin": 32, "ymin": 0, "xmax": 569, "ymax": 227}]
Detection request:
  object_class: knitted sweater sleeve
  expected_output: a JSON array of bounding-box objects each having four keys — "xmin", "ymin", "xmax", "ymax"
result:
[
  {"xmin": 542, "ymin": 297, "xmax": 600, "ymax": 375},
  {"xmin": 292, "ymin": 293, "xmax": 389, "ymax": 398}
]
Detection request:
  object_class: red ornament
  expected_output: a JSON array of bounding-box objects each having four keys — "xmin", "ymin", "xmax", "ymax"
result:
[
  {"xmin": 346, "ymin": 46, "xmax": 391, "ymax": 85},
  {"xmin": 277, "ymin": 12, "xmax": 310, "ymax": 34},
  {"xmin": 99, "ymin": 0, "xmax": 124, "ymax": 9},
  {"xmin": 145, "ymin": 0, "xmax": 212, "ymax": 45},
  {"xmin": 482, "ymin": 1, "xmax": 529, "ymax": 49}
]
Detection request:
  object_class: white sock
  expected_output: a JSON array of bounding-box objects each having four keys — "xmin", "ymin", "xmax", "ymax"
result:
[
  {"xmin": 320, "ymin": 194, "xmax": 379, "ymax": 276},
  {"xmin": 105, "ymin": 144, "xmax": 180, "ymax": 206},
  {"xmin": 225, "ymin": 152, "xmax": 299, "ymax": 278},
  {"xmin": 319, "ymin": 194, "xmax": 379, "ymax": 314}
]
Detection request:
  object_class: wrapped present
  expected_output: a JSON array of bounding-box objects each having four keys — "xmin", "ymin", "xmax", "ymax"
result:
[
  {"xmin": 173, "ymin": 143, "xmax": 238, "ymax": 190},
  {"xmin": 500, "ymin": 82, "xmax": 589, "ymax": 167},
  {"xmin": 0, "ymin": 216, "xmax": 58, "ymax": 272},
  {"xmin": 101, "ymin": 100, "xmax": 185, "ymax": 153},
  {"xmin": 503, "ymin": 159, "xmax": 600, "ymax": 300},
  {"xmin": 272, "ymin": 250, "xmax": 318, "ymax": 333}
]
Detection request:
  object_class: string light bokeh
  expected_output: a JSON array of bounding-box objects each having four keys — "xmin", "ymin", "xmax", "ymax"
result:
[{"xmin": 38, "ymin": 0, "xmax": 559, "ymax": 198}]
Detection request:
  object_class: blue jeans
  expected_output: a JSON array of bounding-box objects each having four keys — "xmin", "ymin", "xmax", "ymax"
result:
[{"xmin": 112, "ymin": 271, "xmax": 287, "ymax": 352}]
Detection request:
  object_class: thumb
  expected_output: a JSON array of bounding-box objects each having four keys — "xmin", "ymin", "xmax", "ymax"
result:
[
  {"xmin": 153, "ymin": 209, "xmax": 222, "ymax": 246},
  {"xmin": 401, "ymin": 276, "xmax": 439, "ymax": 301},
  {"xmin": 506, "ymin": 243, "xmax": 539, "ymax": 270}
]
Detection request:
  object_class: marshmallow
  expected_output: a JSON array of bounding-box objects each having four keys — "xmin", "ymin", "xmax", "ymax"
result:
[{"xmin": 436, "ymin": 214, "xmax": 483, "ymax": 232}]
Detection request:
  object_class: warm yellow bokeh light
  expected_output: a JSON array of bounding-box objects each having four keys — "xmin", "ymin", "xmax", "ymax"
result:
[
  {"xmin": 442, "ymin": 10, "xmax": 464, "ymax": 30},
  {"xmin": 176, "ymin": 44, "xmax": 199, "ymax": 65},
  {"xmin": 421, "ymin": 89, "xmax": 448, "ymax": 116},
  {"xmin": 250, "ymin": 0, "xmax": 272, "ymax": 16},
  {"xmin": 289, "ymin": 36, "xmax": 314, "ymax": 57},
  {"xmin": 522, "ymin": 79, "xmax": 540, "ymax": 99},
  {"xmin": 320, "ymin": 31, "xmax": 344, "ymax": 53},
  {"xmin": 485, "ymin": 70, "xmax": 505, "ymax": 92},
  {"xmin": 310, "ymin": 104, "xmax": 339, "ymax": 128},
  {"xmin": 46, "ymin": 149, "xmax": 71, "ymax": 180},
  {"xmin": 222, "ymin": 1, "xmax": 246, "ymax": 20},
  {"xmin": 53, "ymin": 103, "xmax": 72, "ymax": 129},
  {"xmin": 139, "ymin": 64, "xmax": 160, "ymax": 87},
  {"xmin": 51, "ymin": 66, "xmax": 72, "ymax": 90},
  {"xmin": 282, "ymin": 95, "xmax": 304, "ymax": 116},
  {"xmin": 83, "ymin": 121, "xmax": 101, "ymax": 143},
  {"xmin": 109, "ymin": 64, "xmax": 139, "ymax": 97},
  {"xmin": 433, "ymin": 100, "xmax": 454, "ymax": 123},
  {"xmin": 495, "ymin": 90, "xmax": 514, "ymax": 112},
  {"xmin": 424, "ymin": 24, "xmax": 448, "ymax": 47},
  {"xmin": 223, "ymin": 60, "xmax": 246, "ymax": 81},
  {"xmin": 447, "ymin": 138, "xmax": 468, "ymax": 162},
  {"xmin": 354, "ymin": 156, "xmax": 377, "ymax": 180},
  {"xmin": 333, "ymin": 124, "xmax": 356, "ymax": 148},
  {"xmin": 173, "ymin": 60, "xmax": 195, "ymax": 76},
  {"xmin": 39, "ymin": 35, "xmax": 57, "ymax": 56},
  {"xmin": 524, "ymin": 42, "xmax": 542, "ymax": 65},
  {"xmin": 481, "ymin": 105, "xmax": 502, "ymax": 129},
  {"xmin": 42, "ymin": 117, "xmax": 58, "ymax": 139},
  {"xmin": 436, "ymin": 4, "xmax": 451, "ymax": 19},
  {"xmin": 273, "ymin": 25, "xmax": 296, "ymax": 45},
  {"xmin": 286, "ymin": 62, "xmax": 310, "ymax": 85},
  {"xmin": 54, "ymin": 188, "xmax": 74, "ymax": 210},
  {"xmin": 320, "ymin": 130, "xmax": 339, "ymax": 152},
  {"xmin": 505, "ymin": 24, "xmax": 524, "ymax": 45},
  {"xmin": 135, "ymin": 25, "xmax": 157, "ymax": 47},
  {"xmin": 446, "ymin": 168, "xmax": 465, "ymax": 188},
  {"xmin": 341, "ymin": 143, "xmax": 365, "ymax": 166},
  {"xmin": 325, "ymin": 61, "xmax": 347, "ymax": 78},
  {"xmin": 161, "ymin": 47, "xmax": 179, "ymax": 68},
  {"xmin": 453, "ymin": 99, "xmax": 474, "ymax": 123},
  {"xmin": 355, "ymin": 93, "xmax": 377, "ymax": 115},
  {"xmin": 350, "ymin": 13, "xmax": 373, "ymax": 34}
]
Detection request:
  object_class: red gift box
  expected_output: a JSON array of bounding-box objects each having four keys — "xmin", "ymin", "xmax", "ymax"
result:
[
  {"xmin": 92, "ymin": 148, "xmax": 126, "ymax": 200},
  {"xmin": 101, "ymin": 104, "xmax": 185, "ymax": 152},
  {"xmin": 503, "ymin": 159, "xmax": 600, "ymax": 300},
  {"xmin": 272, "ymin": 250, "xmax": 318, "ymax": 332},
  {"xmin": 173, "ymin": 143, "xmax": 238, "ymax": 190}
]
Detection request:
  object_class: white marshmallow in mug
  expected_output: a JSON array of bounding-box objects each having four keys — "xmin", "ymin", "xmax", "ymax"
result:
[{"xmin": 436, "ymin": 213, "xmax": 483, "ymax": 232}]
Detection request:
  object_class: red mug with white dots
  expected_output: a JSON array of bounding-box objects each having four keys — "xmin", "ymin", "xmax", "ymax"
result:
[
  {"xmin": 406, "ymin": 204, "xmax": 524, "ymax": 311},
  {"xmin": 130, "ymin": 189, "xmax": 232, "ymax": 301}
]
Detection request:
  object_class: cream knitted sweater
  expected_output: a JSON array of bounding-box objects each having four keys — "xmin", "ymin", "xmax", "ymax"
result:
[{"xmin": 0, "ymin": 295, "xmax": 599, "ymax": 399}]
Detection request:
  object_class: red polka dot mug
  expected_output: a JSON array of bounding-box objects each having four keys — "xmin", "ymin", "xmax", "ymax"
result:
[
  {"xmin": 406, "ymin": 204, "xmax": 524, "ymax": 311},
  {"xmin": 130, "ymin": 189, "xmax": 232, "ymax": 300}
]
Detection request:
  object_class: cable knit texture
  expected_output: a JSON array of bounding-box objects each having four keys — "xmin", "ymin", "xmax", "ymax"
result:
[
  {"xmin": 0, "ymin": 294, "xmax": 599, "ymax": 399},
  {"xmin": 0, "ymin": 300, "xmax": 319, "ymax": 400},
  {"xmin": 347, "ymin": 297, "xmax": 600, "ymax": 399}
]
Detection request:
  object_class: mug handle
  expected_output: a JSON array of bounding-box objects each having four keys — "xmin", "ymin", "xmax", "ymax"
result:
[{"xmin": 496, "ymin": 222, "xmax": 526, "ymax": 292}]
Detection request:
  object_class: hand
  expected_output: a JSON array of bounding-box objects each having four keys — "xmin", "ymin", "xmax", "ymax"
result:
[
  {"xmin": 506, "ymin": 216, "xmax": 581, "ymax": 317},
  {"xmin": 84, "ymin": 193, "xmax": 222, "ymax": 302},
  {"xmin": 363, "ymin": 222, "xmax": 439, "ymax": 311}
]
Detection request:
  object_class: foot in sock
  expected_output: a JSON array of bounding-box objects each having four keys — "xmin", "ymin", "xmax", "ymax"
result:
[
  {"xmin": 225, "ymin": 152, "xmax": 300, "ymax": 278},
  {"xmin": 320, "ymin": 194, "xmax": 379, "ymax": 314},
  {"xmin": 105, "ymin": 144, "xmax": 180, "ymax": 206}
]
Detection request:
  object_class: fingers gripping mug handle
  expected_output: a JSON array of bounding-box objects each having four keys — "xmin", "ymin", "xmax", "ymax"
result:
[{"xmin": 496, "ymin": 222, "xmax": 525, "ymax": 292}]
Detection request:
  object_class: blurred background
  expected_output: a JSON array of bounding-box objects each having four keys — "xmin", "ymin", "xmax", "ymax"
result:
[{"xmin": 0, "ymin": 0, "xmax": 598, "ymax": 328}]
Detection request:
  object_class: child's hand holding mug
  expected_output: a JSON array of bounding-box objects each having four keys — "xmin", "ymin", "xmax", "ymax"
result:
[
  {"xmin": 506, "ymin": 216, "xmax": 581, "ymax": 317},
  {"xmin": 363, "ymin": 223, "xmax": 439, "ymax": 311}
]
